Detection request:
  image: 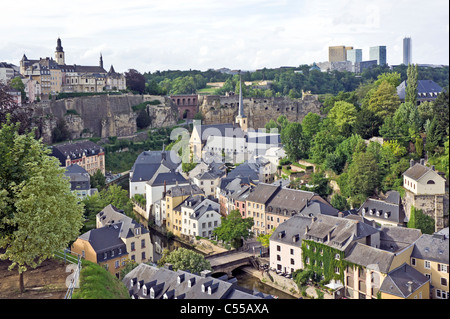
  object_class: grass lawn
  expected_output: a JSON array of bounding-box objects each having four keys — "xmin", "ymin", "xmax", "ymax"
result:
[{"xmin": 72, "ymin": 260, "xmax": 130, "ymax": 299}]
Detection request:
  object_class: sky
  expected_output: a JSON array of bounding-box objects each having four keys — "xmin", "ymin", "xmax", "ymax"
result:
[{"xmin": 1, "ymin": 0, "xmax": 448, "ymax": 74}]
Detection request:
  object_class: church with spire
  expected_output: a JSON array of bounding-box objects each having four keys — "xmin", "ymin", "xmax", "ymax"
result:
[
  {"xmin": 19, "ymin": 37, "xmax": 126, "ymax": 99},
  {"xmin": 189, "ymin": 71, "xmax": 281, "ymax": 165}
]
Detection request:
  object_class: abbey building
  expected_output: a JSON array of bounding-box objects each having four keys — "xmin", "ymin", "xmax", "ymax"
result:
[{"xmin": 19, "ymin": 38, "xmax": 126, "ymax": 99}]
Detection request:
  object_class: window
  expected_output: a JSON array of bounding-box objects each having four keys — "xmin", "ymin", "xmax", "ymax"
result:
[
  {"xmin": 141, "ymin": 239, "xmax": 145, "ymax": 248},
  {"xmin": 441, "ymin": 278, "xmax": 448, "ymax": 286},
  {"xmin": 131, "ymin": 242, "xmax": 135, "ymax": 251},
  {"xmin": 438, "ymin": 264, "xmax": 448, "ymax": 273},
  {"xmin": 411, "ymin": 258, "xmax": 416, "ymax": 266},
  {"xmin": 424, "ymin": 260, "xmax": 431, "ymax": 269},
  {"xmin": 291, "ymin": 258, "xmax": 295, "ymax": 265},
  {"xmin": 277, "ymin": 245, "xmax": 281, "ymax": 251}
]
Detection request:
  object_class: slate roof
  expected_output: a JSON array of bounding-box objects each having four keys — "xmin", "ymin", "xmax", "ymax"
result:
[
  {"xmin": 270, "ymin": 215, "xmax": 313, "ymax": 247},
  {"xmin": 358, "ymin": 196, "xmax": 406, "ymax": 225},
  {"xmin": 166, "ymin": 184, "xmax": 203, "ymax": 198},
  {"xmin": 411, "ymin": 232, "xmax": 449, "ymax": 264},
  {"xmin": 51, "ymin": 140, "xmax": 103, "ymax": 165},
  {"xmin": 78, "ymin": 224, "xmax": 128, "ymax": 263},
  {"xmin": 379, "ymin": 263, "xmax": 430, "ymax": 298},
  {"xmin": 64, "ymin": 164, "xmax": 90, "ymax": 191},
  {"xmin": 402, "ymin": 163, "xmax": 444, "ymax": 182},
  {"xmin": 147, "ymin": 171, "xmax": 187, "ymax": 187},
  {"xmin": 96, "ymin": 204, "xmax": 149, "ymax": 239},
  {"xmin": 123, "ymin": 263, "xmax": 267, "ymax": 299},
  {"xmin": 130, "ymin": 150, "xmax": 180, "ymax": 183},
  {"xmin": 305, "ymin": 214, "xmax": 379, "ymax": 252},
  {"xmin": 345, "ymin": 242, "xmax": 395, "ymax": 274},
  {"xmin": 378, "ymin": 226, "xmax": 422, "ymax": 253},
  {"xmin": 266, "ymin": 188, "xmax": 318, "ymax": 215},
  {"xmin": 397, "ymin": 80, "xmax": 443, "ymax": 101},
  {"xmin": 194, "ymin": 123, "xmax": 245, "ymax": 142},
  {"xmin": 298, "ymin": 200, "xmax": 340, "ymax": 218},
  {"xmin": 246, "ymin": 183, "xmax": 280, "ymax": 204}
]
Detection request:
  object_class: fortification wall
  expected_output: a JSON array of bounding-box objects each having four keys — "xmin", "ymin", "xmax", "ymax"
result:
[
  {"xmin": 199, "ymin": 94, "xmax": 323, "ymax": 129},
  {"xmin": 30, "ymin": 94, "xmax": 178, "ymax": 144}
]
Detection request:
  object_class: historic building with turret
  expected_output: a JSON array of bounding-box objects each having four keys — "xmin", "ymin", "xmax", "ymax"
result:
[{"xmin": 19, "ymin": 38, "xmax": 126, "ymax": 99}]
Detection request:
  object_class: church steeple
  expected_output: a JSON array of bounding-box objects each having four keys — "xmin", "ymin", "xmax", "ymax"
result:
[
  {"xmin": 55, "ymin": 37, "xmax": 65, "ymax": 65},
  {"xmin": 99, "ymin": 53, "xmax": 103, "ymax": 69},
  {"xmin": 235, "ymin": 71, "xmax": 247, "ymax": 131}
]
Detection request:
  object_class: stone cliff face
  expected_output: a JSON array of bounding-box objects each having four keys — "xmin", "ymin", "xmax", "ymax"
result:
[
  {"xmin": 30, "ymin": 94, "xmax": 178, "ymax": 144},
  {"xmin": 198, "ymin": 93, "xmax": 323, "ymax": 129}
]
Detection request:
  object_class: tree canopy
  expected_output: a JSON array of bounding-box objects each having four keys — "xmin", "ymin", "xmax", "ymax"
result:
[{"xmin": 0, "ymin": 118, "xmax": 84, "ymax": 292}]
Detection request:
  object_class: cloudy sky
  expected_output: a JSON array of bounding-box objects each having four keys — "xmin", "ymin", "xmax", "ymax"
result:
[{"xmin": 1, "ymin": 0, "xmax": 448, "ymax": 73}]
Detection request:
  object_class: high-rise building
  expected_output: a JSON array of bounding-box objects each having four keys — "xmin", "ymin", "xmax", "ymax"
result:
[
  {"xmin": 369, "ymin": 46, "xmax": 387, "ymax": 65},
  {"xmin": 403, "ymin": 37, "xmax": 412, "ymax": 65},
  {"xmin": 329, "ymin": 46, "xmax": 347, "ymax": 62},
  {"xmin": 347, "ymin": 49, "xmax": 363, "ymax": 64}
]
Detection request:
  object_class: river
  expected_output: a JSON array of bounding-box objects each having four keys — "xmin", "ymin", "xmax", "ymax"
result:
[{"xmin": 149, "ymin": 227, "xmax": 296, "ymax": 299}]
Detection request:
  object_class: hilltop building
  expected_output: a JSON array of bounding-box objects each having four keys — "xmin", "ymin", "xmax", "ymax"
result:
[{"xmin": 19, "ymin": 38, "xmax": 125, "ymax": 99}]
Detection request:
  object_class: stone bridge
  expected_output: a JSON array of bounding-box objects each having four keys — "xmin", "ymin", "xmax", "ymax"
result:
[{"xmin": 205, "ymin": 245, "xmax": 267, "ymax": 277}]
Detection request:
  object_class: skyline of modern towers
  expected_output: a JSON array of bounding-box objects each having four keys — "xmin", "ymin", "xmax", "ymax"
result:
[{"xmin": 403, "ymin": 37, "xmax": 412, "ymax": 65}]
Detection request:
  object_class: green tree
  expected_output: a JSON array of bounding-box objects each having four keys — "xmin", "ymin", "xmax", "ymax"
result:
[
  {"xmin": 327, "ymin": 101, "xmax": 357, "ymax": 136},
  {"xmin": 52, "ymin": 117, "xmax": 70, "ymax": 143},
  {"xmin": 157, "ymin": 247, "xmax": 211, "ymax": 273},
  {"xmin": 347, "ymin": 151, "xmax": 379, "ymax": 200},
  {"xmin": 136, "ymin": 109, "xmax": 151, "ymax": 129},
  {"xmin": 90, "ymin": 169, "xmax": 106, "ymax": 190},
  {"xmin": 9, "ymin": 77, "xmax": 26, "ymax": 101},
  {"xmin": 213, "ymin": 210, "xmax": 253, "ymax": 249},
  {"xmin": 281, "ymin": 122, "xmax": 307, "ymax": 161},
  {"xmin": 257, "ymin": 228, "xmax": 276, "ymax": 248},
  {"xmin": 405, "ymin": 64, "xmax": 418, "ymax": 105},
  {"xmin": 407, "ymin": 206, "xmax": 435, "ymax": 235},
  {"xmin": 330, "ymin": 193, "xmax": 349, "ymax": 211},
  {"xmin": 367, "ymin": 80, "xmax": 401, "ymax": 119},
  {"xmin": 0, "ymin": 119, "xmax": 84, "ymax": 292}
]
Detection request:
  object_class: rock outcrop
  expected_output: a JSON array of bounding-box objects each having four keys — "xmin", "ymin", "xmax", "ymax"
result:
[{"xmin": 29, "ymin": 94, "xmax": 178, "ymax": 144}]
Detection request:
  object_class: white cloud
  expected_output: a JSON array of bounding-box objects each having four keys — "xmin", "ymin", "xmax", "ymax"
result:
[{"xmin": 1, "ymin": 0, "xmax": 448, "ymax": 71}]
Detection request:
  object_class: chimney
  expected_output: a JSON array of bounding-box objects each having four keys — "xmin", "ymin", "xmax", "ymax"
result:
[
  {"xmin": 338, "ymin": 211, "xmax": 344, "ymax": 218},
  {"xmin": 431, "ymin": 165, "xmax": 435, "ymax": 171},
  {"xmin": 200, "ymin": 270, "xmax": 212, "ymax": 278},
  {"xmin": 407, "ymin": 281, "xmax": 413, "ymax": 293},
  {"xmin": 410, "ymin": 159, "xmax": 415, "ymax": 167},
  {"xmin": 420, "ymin": 158, "xmax": 425, "ymax": 165}
]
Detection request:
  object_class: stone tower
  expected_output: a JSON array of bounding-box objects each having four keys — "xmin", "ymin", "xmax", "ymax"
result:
[
  {"xmin": 55, "ymin": 37, "xmax": 65, "ymax": 65},
  {"xmin": 235, "ymin": 71, "xmax": 248, "ymax": 131},
  {"xmin": 99, "ymin": 53, "xmax": 103, "ymax": 69}
]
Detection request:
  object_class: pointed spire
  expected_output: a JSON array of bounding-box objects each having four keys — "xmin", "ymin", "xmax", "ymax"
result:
[
  {"xmin": 99, "ymin": 52, "xmax": 103, "ymax": 69},
  {"xmin": 238, "ymin": 70, "xmax": 244, "ymax": 118}
]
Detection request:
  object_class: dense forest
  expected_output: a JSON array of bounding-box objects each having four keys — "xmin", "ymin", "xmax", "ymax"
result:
[
  {"xmin": 137, "ymin": 64, "xmax": 449, "ymax": 98},
  {"xmin": 266, "ymin": 65, "xmax": 449, "ymax": 218}
]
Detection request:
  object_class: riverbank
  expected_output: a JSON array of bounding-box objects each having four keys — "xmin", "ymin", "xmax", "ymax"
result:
[{"xmin": 238, "ymin": 265, "xmax": 333, "ymax": 299}]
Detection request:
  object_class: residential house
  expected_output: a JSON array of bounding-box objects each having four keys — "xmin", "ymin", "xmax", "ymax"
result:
[
  {"xmin": 145, "ymin": 171, "xmax": 188, "ymax": 220},
  {"xmin": 181, "ymin": 196, "xmax": 221, "ymax": 238},
  {"xmin": 410, "ymin": 228, "xmax": 449, "ymax": 299},
  {"xmin": 344, "ymin": 226, "xmax": 422, "ymax": 299},
  {"xmin": 72, "ymin": 204, "xmax": 152, "ymax": 278},
  {"xmin": 402, "ymin": 159, "xmax": 447, "ymax": 231},
  {"xmin": 358, "ymin": 190, "xmax": 407, "ymax": 227},
  {"xmin": 245, "ymin": 183, "xmax": 280, "ymax": 236},
  {"xmin": 269, "ymin": 215, "xmax": 313, "ymax": 274},
  {"xmin": 51, "ymin": 140, "xmax": 105, "ymax": 175},
  {"xmin": 123, "ymin": 263, "xmax": 270, "ymax": 299},
  {"xmin": 129, "ymin": 150, "xmax": 180, "ymax": 198},
  {"xmin": 379, "ymin": 264, "xmax": 430, "ymax": 299},
  {"xmin": 265, "ymin": 186, "xmax": 331, "ymax": 231},
  {"xmin": 165, "ymin": 184, "xmax": 204, "ymax": 237},
  {"xmin": 192, "ymin": 170, "xmax": 222, "ymax": 198},
  {"xmin": 397, "ymin": 79, "xmax": 443, "ymax": 104},
  {"xmin": 64, "ymin": 164, "xmax": 97, "ymax": 200}
]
